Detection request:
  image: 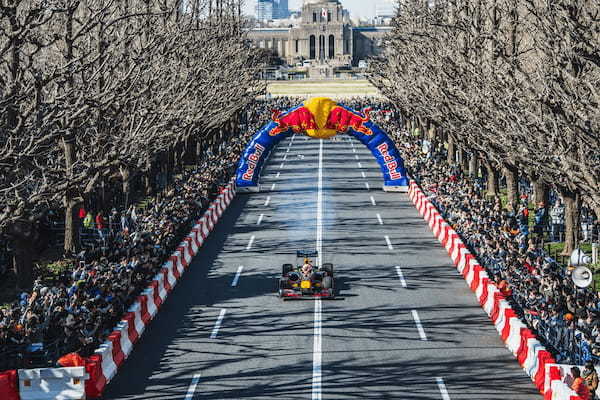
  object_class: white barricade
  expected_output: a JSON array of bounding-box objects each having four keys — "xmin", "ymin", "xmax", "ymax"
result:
[{"xmin": 18, "ymin": 367, "xmax": 87, "ymax": 400}]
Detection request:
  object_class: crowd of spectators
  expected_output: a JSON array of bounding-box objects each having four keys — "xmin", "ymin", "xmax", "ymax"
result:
[
  {"xmin": 0, "ymin": 103, "xmax": 277, "ymax": 371},
  {"xmin": 1, "ymin": 96, "xmax": 596, "ymax": 376},
  {"xmin": 379, "ymin": 116, "xmax": 600, "ymax": 366}
]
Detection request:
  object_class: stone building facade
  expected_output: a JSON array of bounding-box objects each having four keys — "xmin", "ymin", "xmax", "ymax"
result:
[{"xmin": 249, "ymin": 0, "xmax": 391, "ymax": 68}]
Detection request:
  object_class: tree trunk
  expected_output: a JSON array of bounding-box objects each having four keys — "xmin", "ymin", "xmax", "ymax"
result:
[
  {"xmin": 485, "ymin": 161, "xmax": 500, "ymax": 197},
  {"xmin": 9, "ymin": 220, "xmax": 36, "ymax": 290},
  {"xmin": 121, "ymin": 165, "xmax": 131, "ymax": 208},
  {"xmin": 561, "ymin": 189, "xmax": 580, "ymax": 256},
  {"xmin": 196, "ymin": 139, "xmax": 203, "ymax": 162},
  {"xmin": 447, "ymin": 135, "xmax": 456, "ymax": 165},
  {"xmin": 13, "ymin": 237, "xmax": 34, "ymax": 290},
  {"xmin": 469, "ymin": 153, "xmax": 479, "ymax": 177},
  {"xmin": 503, "ymin": 163, "xmax": 519, "ymax": 212},
  {"xmin": 64, "ymin": 199, "xmax": 79, "ymax": 254},
  {"xmin": 459, "ymin": 146, "xmax": 469, "ymax": 172},
  {"xmin": 427, "ymin": 124, "xmax": 437, "ymax": 156},
  {"xmin": 533, "ymin": 177, "xmax": 549, "ymax": 220},
  {"xmin": 62, "ymin": 136, "xmax": 79, "ymax": 254}
]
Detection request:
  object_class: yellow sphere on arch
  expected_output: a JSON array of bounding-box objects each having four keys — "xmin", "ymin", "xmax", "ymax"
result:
[{"xmin": 303, "ymin": 97, "xmax": 338, "ymax": 139}]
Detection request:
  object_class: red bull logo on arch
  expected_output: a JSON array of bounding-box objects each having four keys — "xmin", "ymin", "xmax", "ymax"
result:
[
  {"xmin": 241, "ymin": 143, "xmax": 266, "ymax": 181},
  {"xmin": 236, "ymin": 97, "xmax": 409, "ymax": 192}
]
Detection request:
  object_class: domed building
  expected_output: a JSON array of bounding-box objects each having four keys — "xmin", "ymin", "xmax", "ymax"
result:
[{"xmin": 249, "ymin": 0, "xmax": 392, "ymax": 77}]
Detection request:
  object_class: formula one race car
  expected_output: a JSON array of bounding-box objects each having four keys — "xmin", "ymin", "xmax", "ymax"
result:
[{"xmin": 278, "ymin": 250, "xmax": 335, "ymax": 299}]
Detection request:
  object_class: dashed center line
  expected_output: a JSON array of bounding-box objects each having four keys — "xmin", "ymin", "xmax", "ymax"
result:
[
  {"xmin": 384, "ymin": 235, "xmax": 393, "ymax": 250},
  {"xmin": 370, "ymin": 196, "xmax": 376, "ymax": 206},
  {"xmin": 436, "ymin": 377, "xmax": 451, "ymax": 400},
  {"xmin": 231, "ymin": 266, "xmax": 244, "ymax": 287},
  {"xmin": 210, "ymin": 309, "xmax": 227, "ymax": 339},
  {"xmin": 355, "ymin": 155, "xmax": 359, "ymax": 160},
  {"xmin": 352, "ymin": 148, "xmax": 356, "ymax": 153},
  {"xmin": 276, "ymin": 172, "xmax": 281, "ymax": 178},
  {"xmin": 412, "ymin": 310, "xmax": 428, "ymax": 341},
  {"xmin": 283, "ymin": 154, "xmax": 287, "ymax": 160},
  {"xmin": 280, "ymin": 163, "xmax": 285, "ymax": 169},
  {"xmin": 365, "ymin": 182, "xmax": 370, "ymax": 190},
  {"xmin": 271, "ymin": 183, "xmax": 276, "ymax": 191},
  {"xmin": 376, "ymin": 213, "xmax": 384, "ymax": 225},
  {"xmin": 246, "ymin": 235, "xmax": 255, "ymax": 250},
  {"xmin": 257, "ymin": 214, "xmax": 264, "ymax": 225},
  {"xmin": 264, "ymin": 196, "xmax": 271, "ymax": 206},
  {"xmin": 395, "ymin": 266, "xmax": 407, "ymax": 287},
  {"xmin": 361, "ymin": 171, "xmax": 366, "ymax": 178},
  {"xmin": 357, "ymin": 162, "xmax": 363, "ymax": 168},
  {"xmin": 184, "ymin": 373, "xmax": 201, "ymax": 400}
]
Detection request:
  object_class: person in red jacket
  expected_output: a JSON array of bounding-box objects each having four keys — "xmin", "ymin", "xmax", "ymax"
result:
[
  {"xmin": 95, "ymin": 211, "xmax": 106, "ymax": 241},
  {"xmin": 572, "ymin": 367, "xmax": 592, "ymax": 400}
]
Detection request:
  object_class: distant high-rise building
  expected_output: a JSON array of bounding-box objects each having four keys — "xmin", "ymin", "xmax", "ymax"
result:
[
  {"xmin": 273, "ymin": 0, "xmax": 289, "ymax": 19},
  {"xmin": 256, "ymin": 0, "xmax": 274, "ymax": 21},
  {"xmin": 375, "ymin": 0, "xmax": 396, "ymax": 19},
  {"xmin": 256, "ymin": 0, "xmax": 288, "ymax": 20}
]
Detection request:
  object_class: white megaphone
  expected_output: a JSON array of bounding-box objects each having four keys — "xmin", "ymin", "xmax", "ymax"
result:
[
  {"xmin": 570, "ymin": 248, "xmax": 592, "ymax": 267},
  {"xmin": 572, "ymin": 266, "xmax": 593, "ymax": 288}
]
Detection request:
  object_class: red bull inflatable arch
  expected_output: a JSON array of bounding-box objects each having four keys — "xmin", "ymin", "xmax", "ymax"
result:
[{"xmin": 236, "ymin": 97, "xmax": 409, "ymax": 192}]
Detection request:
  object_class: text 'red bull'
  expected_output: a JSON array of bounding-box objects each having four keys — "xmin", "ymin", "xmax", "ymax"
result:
[
  {"xmin": 242, "ymin": 143, "xmax": 266, "ymax": 181},
  {"xmin": 269, "ymin": 108, "xmax": 319, "ymax": 136},
  {"xmin": 376, "ymin": 142, "xmax": 402, "ymax": 180},
  {"xmin": 325, "ymin": 107, "xmax": 373, "ymax": 136}
]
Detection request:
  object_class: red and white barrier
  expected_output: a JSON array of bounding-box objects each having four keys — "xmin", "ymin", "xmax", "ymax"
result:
[
  {"xmin": 83, "ymin": 179, "xmax": 237, "ymax": 398},
  {"xmin": 0, "ymin": 370, "xmax": 19, "ymax": 400},
  {"xmin": 407, "ymin": 180, "xmax": 556, "ymax": 396}
]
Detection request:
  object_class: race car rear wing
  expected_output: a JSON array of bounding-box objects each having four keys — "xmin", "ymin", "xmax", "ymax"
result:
[{"xmin": 296, "ymin": 250, "xmax": 318, "ymax": 258}]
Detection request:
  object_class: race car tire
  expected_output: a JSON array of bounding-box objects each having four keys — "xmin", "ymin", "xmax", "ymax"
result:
[
  {"xmin": 282, "ymin": 263, "xmax": 294, "ymax": 275},
  {"xmin": 321, "ymin": 263, "xmax": 334, "ymax": 275},
  {"xmin": 322, "ymin": 276, "xmax": 333, "ymax": 289}
]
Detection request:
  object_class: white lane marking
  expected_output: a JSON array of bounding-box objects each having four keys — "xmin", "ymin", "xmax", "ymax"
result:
[
  {"xmin": 370, "ymin": 196, "xmax": 376, "ymax": 206},
  {"xmin": 313, "ymin": 139, "xmax": 324, "ymax": 400},
  {"xmin": 412, "ymin": 310, "xmax": 428, "ymax": 341},
  {"xmin": 436, "ymin": 377, "xmax": 451, "ymax": 400},
  {"xmin": 283, "ymin": 154, "xmax": 287, "ymax": 160},
  {"xmin": 246, "ymin": 235, "xmax": 255, "ymax": 250},
  {"xmin": 210, "ymin": 309, "xmax": 227, "ymax": 339},
  {"xmin": 184, "ymin": 373, "xmax": 201, "ymax": 400},
  {"xmin": 355, "ymin": 154, "xmax": 359, "ymax": 160},
  {"xmin": 395, "ymin": 266, "xmax": 407, "ymax": 288},
  {"xmin": 257, "ymin": 214, "xmax": 264, "ymax": 226},
  {"xmin": 317, "ymin": 139, "xmax": 323, "ymax": 265},
  {"xmin": 286, "ymin": 148, "xmax": 290, "ymax": 153},
  {"xmin": 264, "ymin": 196, "xmax": 271, "ymax": 207},
  {"xmin": 361, "ymin": 171, "xmax": 366, "ymax": 179},
  {"xmin": 313, "ymin": 297, "xmax": 322, "ymax": 400},
  {"xmin": 280, "ymin": 163, "xmax": 285, "ymax": 169},
  {"xmin": 276, "ymin": 172, "xmax": 281, "ymax": 178},
  {"xmin": 384, "ymin": 235, "xmax": 393, "ymax": 250},
  {"xmin": 352, "ymin": 148, "xmax": 356, "ymax": 153},
  {"xmin": 358, "ymin": 162, "xmax": 363, "ymax": 168},
  {"xmin": 365, "ymin": 182, "xmax": 370, "ymax": 191},
  {"xmin": 231, "ymin": 266, "xmax": 244, "ymax": 287},
  {"xmin": 271, "ymin": 183, "xmax": 276, "ymax": 191},
  {"xmin": 376, "ymin": 213, "xmax": 384, "ymax": 225}
]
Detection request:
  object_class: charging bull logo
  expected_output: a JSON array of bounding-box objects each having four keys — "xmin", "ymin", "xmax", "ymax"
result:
[
  {"xmin": 268, "ymin": 108, "xmax": 319, "ymax": 136},
  {"xmin": 376, "ymin": 142, "xmax": 403, "ymax": 180},
  {"xmin": 325, "ymin": 106, "xmax": 374, "ymax": 136},
  {"xmin": 242, "ymin": 143, "xmax": 266, "ymax": 181},
  {"xmin": 268, "ymin": 97, "xmax": 374, "ymax": 139}
]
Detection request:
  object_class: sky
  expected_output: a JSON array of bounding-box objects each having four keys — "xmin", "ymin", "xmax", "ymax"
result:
[{"xmin": 243, "ymin": 0, "xmax": 388, "ymax": 20}]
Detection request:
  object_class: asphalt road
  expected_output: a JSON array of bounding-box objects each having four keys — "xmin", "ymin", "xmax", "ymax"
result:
[{"xmin": 104, "ymin": 134, "xmax": 539, "ymax": 400}]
